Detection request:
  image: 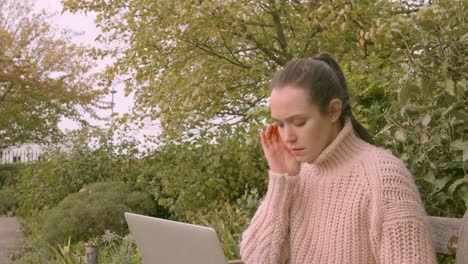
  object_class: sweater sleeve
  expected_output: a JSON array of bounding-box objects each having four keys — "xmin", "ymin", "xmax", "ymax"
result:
[
  {"xmin": 240, "ymin": 171, "xmax": 298, "ymax": 264},
  {"xmin": 378, "ymin": 161, "xmax": 437, "ymax": 264}
]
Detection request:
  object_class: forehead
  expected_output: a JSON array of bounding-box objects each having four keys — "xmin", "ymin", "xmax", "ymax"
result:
[{"xmin": 270, "ymin": 86, "xmax": 318, "ymax": 119}]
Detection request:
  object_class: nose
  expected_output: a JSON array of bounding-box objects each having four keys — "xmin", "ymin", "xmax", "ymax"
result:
[{"xmin": 281, "ymin": 126, "xmax": 297, "ymax": 144}]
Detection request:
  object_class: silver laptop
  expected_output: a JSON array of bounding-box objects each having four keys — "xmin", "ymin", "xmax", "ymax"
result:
[{"xmin": 124, "ymin": 212, "xmax": 229, "ymax": 264}]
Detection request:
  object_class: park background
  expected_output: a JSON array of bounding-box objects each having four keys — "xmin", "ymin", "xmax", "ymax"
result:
[{"xmin": 0, "ymin": 0, "xmax": 466, "ymax": 263}]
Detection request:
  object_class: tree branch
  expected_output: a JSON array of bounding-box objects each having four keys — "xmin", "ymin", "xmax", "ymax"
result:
[
  {"xmin": 180, "ymin": 35, "xmax": 252, "ymax": 69},
  {"xmin": 269, "ymin": 0, "xmax": 288, "ymax": 52},
  {"xmin": 0, "ymin": 82, "xmax": 14, "ymax": 104}
]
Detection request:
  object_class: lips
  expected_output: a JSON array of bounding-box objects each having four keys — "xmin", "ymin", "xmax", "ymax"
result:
[{"xmin": 289, "ymin": 148, "xmax": 304, "ymax": 155}]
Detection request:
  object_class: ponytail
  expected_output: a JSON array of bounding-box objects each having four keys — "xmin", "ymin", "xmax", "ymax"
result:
[
  {"xmin": 350, "ymin": 114, "xmax": 374, "ymax": 145},
  {"xmin": 313, "ymin": 54, "xmax": 374, "ymax": 145}
]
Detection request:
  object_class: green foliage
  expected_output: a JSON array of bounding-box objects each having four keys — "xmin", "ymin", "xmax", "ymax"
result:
[
  {"xmin": 0, "ymin": 156, "xmax": 19, "ymax": 216},
  {"xmin": 58, "ymin": 0, "xmax": 467, "ymax": 220},
  {"xmin": 46, "ymin": 233, "xmax": 142, "ymax": 264},
  {"xmin": 10, "ymin": 0, "xmax": 467, "ymax": 262},
  {"xmin": 62, "ymin": 0, "xmax": 401, "ymax": 141},
  {"xmin": 0, "ymin": 164, "xmax": 20, "ymax": 187},
  {"xmin": 0, "ymin": 0, "xmax": 105, "ymax": 148},
  {"xmin": 98, "ymin": 231, "xmax": 142, "ymax": 264},
  {"xmin": 375, "ymin": 0, "xmax": 467, "ymax": 217},
  {"xmin": 48, "ymin": 238, "xmax": 83, "ymax": 264},
  {"xmin": 11, "ymin": 212, "xmax": 52, "ymax": 263},
  {"xmin": 13, "ymin": 218, "xmax": 142, "ymax": 263},
  {"xmin": 42, "ymin": 182, "xmax": 156, "ymax": 246},
  {"xmin": 16, "ymin": 129, "xmax": 145, "ymax": 217},
  {"xmin": 137, "ymin": 125, "xmax": 268, "ymax": 219},
  {"xmin": 0, "ymin": 185, "xmax": 18, "ymax": 215},
  {"xmin": 344, "ymin": 52, "xmax": 396, "ymax": 135}
]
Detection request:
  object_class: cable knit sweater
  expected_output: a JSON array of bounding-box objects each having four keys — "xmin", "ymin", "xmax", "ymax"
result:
[{"xmin": 240, "ymin": 119, "xmax": 437, "ymax": 264}]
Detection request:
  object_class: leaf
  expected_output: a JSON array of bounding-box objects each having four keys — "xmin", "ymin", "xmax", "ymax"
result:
[
  {"xmin": 459, "ymin": 32, "xmax": 468, "ymax": 45},
  {"xmin": 0, "ymin": 0, "xmax": 103, "ymax": 147},
  {"xmin": 421, "ymin": 78, "xmax": 435, "ymax": 97},
  {"xmin": 445, "ymin": 78, "xmax": 455, "ymax": 95},
  {"xmin": 398, "ymin": 85, "xmax": 419, "ymax": 104},
  {"xmin": 448, "ymin": 178, "xmax": 467, "ymax": 195},
  {"xmin": 206, "ymin": 178, "xmax": 217, "ymax": 188},
  {"xmin": 432, "ymin": 176, "xmax": 450, "ymax": 195},
  {"xmin": 395, "ymin": 130, "xmax": 406, "ymax": 142},
  {"xmin": 450, "ymin": 140, "xmax": 467, "ymax": 162},
  {"xmin": 421, "ymin": 114, "xmax": 431, "ymax": 127},
  {"xmin": 423, "ymin": 171, "xmax": 435, "ymax": 184},
  {"xmin": 441, "ymin": 59, "xmax": 448, "ymax": 77},
  {"xmin": 398, "ymin": 86, "xmax": 409, "ymax": 104}
]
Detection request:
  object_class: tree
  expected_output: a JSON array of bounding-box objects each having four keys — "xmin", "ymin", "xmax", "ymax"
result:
[
  {"xmin": 63, "ymin": 0, "xmax": 467, "ymax": 217},
  {"xmin": 0, "ymin": 0, "xmax": 105, "ymax": 149},
  {"xmin": 376, "ymin": 0, "xmax": 467, "ymax": 216},
  {"xmin": 62, "ymin": 0, "xmax": 405, "ymax": 141}
]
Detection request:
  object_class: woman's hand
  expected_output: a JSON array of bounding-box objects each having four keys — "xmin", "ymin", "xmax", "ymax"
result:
[{"xmin": 260, "ymin": 123, "xmax": 301, "ymax": 176}]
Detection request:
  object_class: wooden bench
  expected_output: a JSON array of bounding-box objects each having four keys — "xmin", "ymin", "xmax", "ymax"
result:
[
  {"xmin": 428, "ymin": 211, "xmax": 468, "ymax": 264},
  {"xmin": 228, "ymin": 211, "xmax": 468, "ymax": 264}
]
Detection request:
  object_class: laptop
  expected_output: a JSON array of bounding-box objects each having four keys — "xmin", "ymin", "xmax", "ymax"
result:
[{"xmin": 124, "ymin": 212, "xmax": 229, "ymax": 264}]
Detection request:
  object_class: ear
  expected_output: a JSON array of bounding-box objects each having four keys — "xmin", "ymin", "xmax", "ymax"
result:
[{"xmin": 328, "ymin": 98, "xmax": 343, "ymax": 123}]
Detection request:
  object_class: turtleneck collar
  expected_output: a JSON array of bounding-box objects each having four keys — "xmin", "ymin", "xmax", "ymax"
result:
[{"xmin": 306, "ymin": 117, "xmax": 370, "ymax": 173}]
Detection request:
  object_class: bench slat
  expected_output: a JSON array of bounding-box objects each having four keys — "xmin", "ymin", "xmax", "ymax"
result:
[
  {"xmin": 427, "ymin": 216, "xmax": 462, "ymax": 255},
  {"xmin": 455, "ymin": 211, "xmax": 468, "ymax": 264}
]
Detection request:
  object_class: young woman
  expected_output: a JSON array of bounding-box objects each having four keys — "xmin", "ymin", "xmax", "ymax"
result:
[{"xmin": 239, "ymin": 54, "xmax": 436, "ymax": 264}]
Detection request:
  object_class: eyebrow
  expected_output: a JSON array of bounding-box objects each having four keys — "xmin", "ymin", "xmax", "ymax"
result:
[{"xmin": 271, "ymin": 114, "xmax": 307, "ymax": 123}]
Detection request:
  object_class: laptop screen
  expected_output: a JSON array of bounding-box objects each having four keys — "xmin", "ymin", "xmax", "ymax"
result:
[{"xmin": 124, "ymin": 212, "xmax": 228, "ymax": 264}]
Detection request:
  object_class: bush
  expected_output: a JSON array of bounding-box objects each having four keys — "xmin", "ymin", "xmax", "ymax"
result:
[
  {"xmin": 0, "ymin": 186, "xmax": 18, "ymax": 215},
  {"xmin": 375, "ymin": 0, "xmax": 467, "ymax": 218},
  {"xmin": 138, "ymin": 124, "xmax": 269, "ymax": 220},
  {"xmin": 98, "ymin": 231, "xmax": 142, "ymax": 264},
  {"xmin": 0, "ymin": 164, "xmax": 20, "ymax": 187},
  {"xmin": 16, "ymin": 129, "xmax": 145, "ymax": 218},
  {"xmin": 46, "ymin": 231, "xmax": 142, "ymax": 264},
  {"xmin": 42, "ymin": 182, "xmax": 156, "ymax": 246}
]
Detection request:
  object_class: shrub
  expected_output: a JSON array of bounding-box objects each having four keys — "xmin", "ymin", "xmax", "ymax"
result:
[
  {"xmin": 42, "ymin": 182, "xmax": 156, "ymax": 246},
  {"xmin": 0, "ymin": 164, "xmax": 20, "ymax": 187},
  {"xmin": 98, "ymin": 231, "xmax": 142, "ymax": 264},
  {"xmin": 139, "ymin": 124, "xmax": 269, "ymax": 220},
  {"xmin": 16, "ymin": 129, "xmax": 145, "ymax": 218},
  {"xmin": 0, "ymin": 186, "xmax": 18, "ymax": 215},
  {"xmin": 375, "ymin": 0, "xmax": 467, "ymax": 218},
  {"xmin": 47, "ymin": 232, "xmax": 142, "ymax": 264}
]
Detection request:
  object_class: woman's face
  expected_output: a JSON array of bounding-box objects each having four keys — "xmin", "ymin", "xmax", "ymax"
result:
[{"xmin": 270, "ymin": 86, "xmax": 341, "ymax": 163}]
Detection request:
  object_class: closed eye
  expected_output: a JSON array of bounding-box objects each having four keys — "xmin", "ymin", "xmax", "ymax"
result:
[{"xmin": 294, "ymin": 121, "xmax": 305, "ymax": 127}]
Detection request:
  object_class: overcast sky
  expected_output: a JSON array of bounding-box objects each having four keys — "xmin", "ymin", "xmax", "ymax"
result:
[{"xmin": 33, "ymin": 1, "xmax": 160, "ymax": 142}]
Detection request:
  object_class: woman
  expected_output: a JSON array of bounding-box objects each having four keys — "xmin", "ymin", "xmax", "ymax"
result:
[{"xmin": 239, "ymin": 54, "xmax": 436, "ymax": 263}]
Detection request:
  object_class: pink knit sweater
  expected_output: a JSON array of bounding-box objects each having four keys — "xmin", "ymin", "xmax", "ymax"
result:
[{"xmin": 240, "ymin": 119, "xmax": 437, "ymax": 264}]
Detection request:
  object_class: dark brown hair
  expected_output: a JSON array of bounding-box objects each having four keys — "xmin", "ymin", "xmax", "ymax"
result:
[{"xmin": 270, "ymin": 53, "xmax": 374, "ymax": 144}]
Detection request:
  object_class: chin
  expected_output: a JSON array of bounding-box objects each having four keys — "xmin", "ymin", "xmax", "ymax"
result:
[{"xmin": 294, "ymin": 156, "xmax": 308, "ymax": 163}]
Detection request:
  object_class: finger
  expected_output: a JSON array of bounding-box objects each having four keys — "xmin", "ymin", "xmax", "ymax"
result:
[
  {"xmin": 263, "ymin": 125, "xmax": 270, "ymax": 144},
  {"xmin": 260, "ymin": 130, "xmax": 268, "ymax": 148},
  {"xmin": 272, "ymin": 124, "xmax": 286, "ymax": 151},
  {"xmin": 271, "ymin": 124, "xmax": 279, "ymax": 142},
  {"xmin": 268, "ymin": 124, "xmax": 276, "ymax": 144},
  {"xmin": 265, "ymin": 124, "xmax": 272, "ymax": 140}
]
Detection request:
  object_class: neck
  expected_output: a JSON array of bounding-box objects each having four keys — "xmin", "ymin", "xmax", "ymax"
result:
[
  {"xmin": 325, "ymin": 121, "xmax": 344, "ymax": 149},
  {"xmin": 308, "ymin": 118, "xmax": 369, "ymax": 173}
]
